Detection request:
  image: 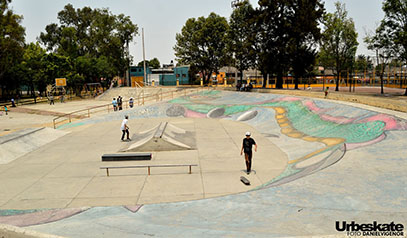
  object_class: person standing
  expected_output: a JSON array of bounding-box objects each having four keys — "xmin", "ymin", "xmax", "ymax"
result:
[
  {"xmin": 324, "ymin": 87, "xmax": 329, "ymax": 98},
  {"xmin": 11, "ymin": 98, "xmax": 16, "ymax": 107},
  {"xmin": 50, "ymin": 95, "xmax": 54, "ymax": 105},
  {"xmin": 112, "ymin": 98, "xmax": 117, "ymax": 111},
  {"xmin": 118, "ymin": 96, "xmax": 123, "ymax": 110},
  {"xmin": 240, "ymin": 131, "xmax": 257, "ymax": 174},
  {"xmin": 4, "ymin": 105, "xmax": 8, "ymax": 115},
  {"xmin": 121, "ymin": 115, "xmax": 130, "ymax": 141},
  {"xmin": 129, "ymin": 97, "xmax": 134, "ymax": 108}
]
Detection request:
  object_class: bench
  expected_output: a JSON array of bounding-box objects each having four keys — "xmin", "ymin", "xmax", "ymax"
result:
[
  {"xmin": 100, "ymin": 164, "xmax": 198, "ymax": 176},
  {"xmin": 101, "ymin": 153, "xmax": 152, "ymax": 161}
]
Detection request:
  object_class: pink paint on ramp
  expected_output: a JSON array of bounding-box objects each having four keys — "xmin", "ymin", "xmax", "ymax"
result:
[
  {"xmin": 304, "ymin": 101, "xmax": 355, "ymax": 123},
  {"xmin": 360, "ymin": 114, "xmax": 401, "ymax": 130},
  {"xmin": 0, "ymin": 207, "xmax": 89, "ymax": 227},
  {"xmin": 185, "ymin": 110, "xmax": 206, "ymax": 118},
  {"xmin": 304, "ymin": 101, "xmax": 322, "ymax": 112},
  {"xmin": 319, "ymin": 114, "xmax": 356, "ymax": 124},
  {"xmin": 346, "ymin": 133, "xmax": 387, "ymax": 150},
  {"xmin": 124, "ymin": 205, "xmax": 143, "ymax": 213},
  {"xmin": 275, "ymin": 97, "xmax": 301, "ymax": 102}
]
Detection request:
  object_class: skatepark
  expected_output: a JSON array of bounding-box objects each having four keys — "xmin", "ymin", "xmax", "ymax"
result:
[{"xmin": 0, "ymin": 87, "xmax": 406, "ymax": 237}]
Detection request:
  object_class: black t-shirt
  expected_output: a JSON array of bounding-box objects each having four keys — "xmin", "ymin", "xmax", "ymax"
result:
[{"xmin": 243, "ymin": 138, "xmax": 256, "ymax": 153}]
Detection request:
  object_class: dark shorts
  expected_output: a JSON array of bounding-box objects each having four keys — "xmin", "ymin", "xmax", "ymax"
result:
[{"xmin": 244, "ymin": 151, "xmax": 252, "ymax": 160}]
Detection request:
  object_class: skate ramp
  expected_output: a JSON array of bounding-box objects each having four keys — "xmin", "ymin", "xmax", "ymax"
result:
[
  {"xmin": 0, "ymin": 127, "xmax": 68, "ymax": 164},
  {"xmin": 121, "ymin": 122, "xmax": 196, "ymax": 152}
]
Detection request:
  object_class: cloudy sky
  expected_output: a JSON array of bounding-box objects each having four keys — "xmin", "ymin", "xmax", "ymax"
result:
[{"xmin": 10, "ymin": 0, "xmax": 384, "ymax": 66}]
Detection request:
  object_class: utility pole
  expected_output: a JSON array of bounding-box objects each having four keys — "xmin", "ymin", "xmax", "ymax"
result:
[
  {"xmin": 126, "ymin": 40, "xmax": 130, "ymax": 87},
  {"xmin": 142, "ymin": 28, "xmax": 147, "ymax": 86}
]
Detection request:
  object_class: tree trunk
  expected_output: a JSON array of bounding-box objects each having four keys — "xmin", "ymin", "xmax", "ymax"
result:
[
  {"xmin": 206, "ymin": 73, "xmax": 212, "ymax": 85},
  {"xmin": 294, "ymin": 75, "xmax": 299, "ymax": 90},
  {"xmin": 276, "ymin": 72, "xmax": 283, "ymax": 89},
  {"xmin": 335, "ymin": 74, "xmax": 340, "ymax": 91},
  {"xmin": 380, "ymin": 75, "xmax": 384, "ymax": 95},
  {"xmin": 262, "ymin": 73, "xmax": 267, "ymax": 88}
]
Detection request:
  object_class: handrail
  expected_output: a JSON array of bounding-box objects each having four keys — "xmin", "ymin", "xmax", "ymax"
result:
[
  {"xmin": 52, "ymin": 87, "xmax": 211, "ymax": 129},
  {"xmin": 100, "ymin": 164, "xmax": 199, "ymax": 176}
]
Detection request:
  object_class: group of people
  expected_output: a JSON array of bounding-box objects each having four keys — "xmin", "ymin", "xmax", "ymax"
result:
[
  {"xmin": 49, "ymin": 94, "xmax": 64, "ymax": 105},
  {"xmin": 2, "ymin": 98, "xmax": 16, "ymax": 116},
  {"xmin": 112, "ymin": 96, "xmax": 135, "ymax": 111},
  {"xmin": 112, "ymin": 96, "xmax": 123, "ymax": 111},
  {"xmin": 236, "ymin": 82, "xmax": 254, "ymax": 92}
]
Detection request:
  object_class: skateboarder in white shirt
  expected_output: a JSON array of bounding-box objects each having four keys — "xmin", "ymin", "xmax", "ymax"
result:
[{"xmin": 121, "ymin": 115, "xmax": 130, "ymax": 141}]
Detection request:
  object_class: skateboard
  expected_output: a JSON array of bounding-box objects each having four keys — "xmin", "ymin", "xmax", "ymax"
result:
[{"xmin": 240, "ymin": 176, "xmax": 250, "ymax": 186}]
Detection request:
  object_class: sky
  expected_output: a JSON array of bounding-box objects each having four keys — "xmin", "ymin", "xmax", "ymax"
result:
[{"xmin": 9, "ymin": 0, "xmax": 384, "ymax": 66}]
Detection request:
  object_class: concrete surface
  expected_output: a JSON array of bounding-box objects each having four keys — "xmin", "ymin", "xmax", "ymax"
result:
[{"xmin": 0, "ymin": 89, "xmax": 406, "ymax": 237}]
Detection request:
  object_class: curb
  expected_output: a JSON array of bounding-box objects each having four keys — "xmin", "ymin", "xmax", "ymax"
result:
[{"xmin": 0, "ymin": 224, "xmax": 65, "ymax": 238}]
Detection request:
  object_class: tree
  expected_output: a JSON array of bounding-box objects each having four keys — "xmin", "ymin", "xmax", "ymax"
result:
[
  {"xmin": 148, "ymin": 58, "xmax": 160, "ymax": 69},
  {"xmin": 354, "ymin": 55, "xmax": 373, "ymax": 72},
  {"xmin": 380, "ymin": 0, "xmax": 407, "ymax": 95},
  {"xmin": 0, "ymin": 0, "xmax": 25, "ymax": 99},
  {"xmin": 174, "ymin": 13, "xmax": 229, "ymax": 84},
  {"xmin": 289, "ymin": 0, "xmax": 324, "ymax": 89},
  {"xmin": 365, "ymin": 24, "xmax": 397, "ymax": 94},
  {"xmin": 21, "ymin": 43, "xmax": 47, "ymax": 96},
  {"xmin": 256, "ymin": 0, "xmax": 293, "ymax": 89},
  {"xmin": 138, "ymin": 58, "xmax": 161, "ymax": 69},
  {"xmin": 40, "ymin": 4, "xmax": 138, "ymax": 85},
  {"xmin": 227, "ymin": 0, "xmax": 256, "ymax": 84},
  {"xmin": 319, "ymin": 2, "xmax": 358, "ymax": 91}
]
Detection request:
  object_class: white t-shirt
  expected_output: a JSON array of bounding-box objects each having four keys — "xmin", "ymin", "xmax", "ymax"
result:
[{"xmin": 121, "ymin": 119, "xmax": 128, "ymax": 130}]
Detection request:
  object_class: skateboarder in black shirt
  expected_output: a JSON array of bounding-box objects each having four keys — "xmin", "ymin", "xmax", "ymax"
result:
[{"xmin": 240, "ymin": 131, "xmax": 257, "ymax": 174}]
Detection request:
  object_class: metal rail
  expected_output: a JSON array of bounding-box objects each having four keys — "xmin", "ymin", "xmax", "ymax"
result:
[
  {"xmin": 100, "ymin": 164, "xmax": 198, "ymax": 176},
  {"xmin": 52, "ymin": 87, "xmax": 211, "ymax": 129}
]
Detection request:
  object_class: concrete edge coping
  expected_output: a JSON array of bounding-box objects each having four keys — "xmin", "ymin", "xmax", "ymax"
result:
[
  {"xmin": 0, "ymin": 223, "xmax": 65, "ymax": 238},
  {"xmin": 0, "ymin": 127, "xmax": 45, "ymax": 145}
]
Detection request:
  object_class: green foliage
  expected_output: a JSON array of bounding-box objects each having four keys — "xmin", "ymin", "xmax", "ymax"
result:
[
  {"xmin": 39, "ymin": 4, "xmax": 138, "ymax": 81},
  {"xmin": 148, "ymin": 58, "xmax": 161, "ymax": 69},
  {"xmin": 254, "ymin": 0, "xmax": 323, "ymax": 88},
  {"xmin": 138, "ymin": 58, "xmax": 161, "ymax": 69},
  {"xmin": 256, "ymin": 0, "xmax": 293, "ymax": 88},
  {"xmin": 174, "ymin": 12, "xmax": 229, "ymax": 84},
  {"xmin": 21, "ymin": 43, "xmax": 47, "ymax": 95},
  {"xmin": 380, "ymin": 0, "xmax": 407, "ymax": 94},
  {"xmin": 354, "ymin": 55, "xmax": 374, "ymax": 72},
  {"xmin": 289, "ymin": 0, "xmax": 324, "ymax": 89},
  {"xmin": 365, "ymin": 11, "xmax": 398, "ymax": 94},
  {"xmin": 227, "ymin": 0, "xmax": 256, "ymax": 81},
  {"xmin": 319, "ymin": 2, "xmax": 358, "ymax": 91},
  {"xmin": 382, "ymin": 0, "xmax": 407, "ymax": 61},
  {"xmin": 0, "ymin": 0, "xmax": 25, "ymax": 97}
]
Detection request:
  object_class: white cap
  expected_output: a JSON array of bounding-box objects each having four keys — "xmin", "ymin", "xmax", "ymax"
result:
[{"xmin": 245, "ymin": 131, "xmax": 251, "ymax": 136}]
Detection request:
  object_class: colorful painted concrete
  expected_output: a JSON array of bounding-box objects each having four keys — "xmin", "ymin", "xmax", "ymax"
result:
[{"xmin": 1, "ymin": 90, "xmax": 406, "ymax": 237}]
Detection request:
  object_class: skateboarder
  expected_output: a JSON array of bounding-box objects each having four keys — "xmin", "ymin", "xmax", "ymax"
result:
[
  {"xmin": 121, "ymin": 115, "xmax": 130, "ymax": 141},
  {"xmin": 240, "ymin": 131, "xmax": 257, "ymax": 174}
]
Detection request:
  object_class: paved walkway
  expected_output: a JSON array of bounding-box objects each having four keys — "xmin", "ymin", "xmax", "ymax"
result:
[{"xmin": 0, "ymin": 117, "xmax": 286, "ymax": 209}]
